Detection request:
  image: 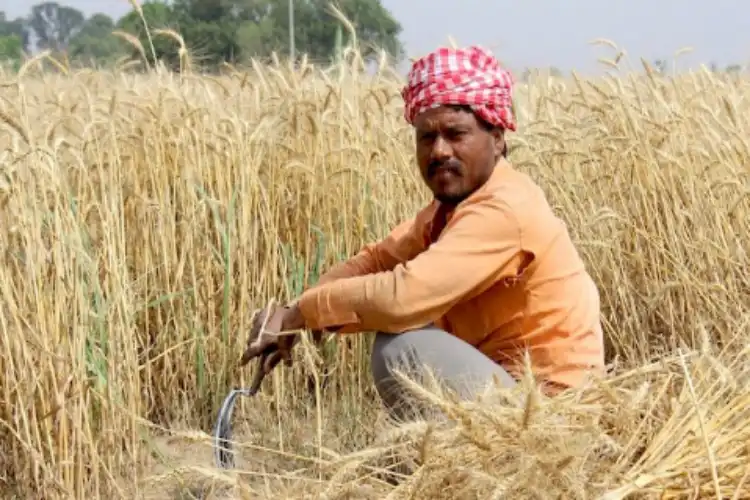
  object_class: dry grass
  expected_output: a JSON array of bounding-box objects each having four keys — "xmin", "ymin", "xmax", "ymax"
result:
[{"xmin": 1, "ymin": 43, "xmax": 749, "ymax": 499}]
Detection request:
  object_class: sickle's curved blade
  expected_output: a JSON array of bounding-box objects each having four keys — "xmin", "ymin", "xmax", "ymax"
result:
[
  {"xmin": 214, "ymin": 347, "xmax": 276, "ymax": 469},
  {"xmin": 213, "ymin": 386, "xmax": 257, "ymax": 469}
]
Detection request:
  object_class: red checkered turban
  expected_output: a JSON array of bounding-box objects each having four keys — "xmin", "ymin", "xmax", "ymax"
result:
[{"xmin": 401, "ymin": 45, "xmax": 517, "ymax": 131}]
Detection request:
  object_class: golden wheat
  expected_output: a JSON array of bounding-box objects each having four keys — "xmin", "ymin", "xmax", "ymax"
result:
[{"xmin": 0, "ymin": 49, "xmax": 748, "ymax": 499}]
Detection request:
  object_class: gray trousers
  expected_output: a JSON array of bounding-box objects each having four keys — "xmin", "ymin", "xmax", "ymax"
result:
[{"xmin": 370, "ymin": 326, "xmax": 517, "ymax": 422}]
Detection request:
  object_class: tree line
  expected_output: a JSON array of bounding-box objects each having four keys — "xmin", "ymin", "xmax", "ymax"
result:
[{"xmin": 0, "ymin": 0, "xmax": 404, "ymax": 71}]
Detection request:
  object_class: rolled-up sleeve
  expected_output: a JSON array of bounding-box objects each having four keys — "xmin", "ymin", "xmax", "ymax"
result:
[{"xmin": 297, "ymin": 197, "xmax": 526, "ymax": 333}]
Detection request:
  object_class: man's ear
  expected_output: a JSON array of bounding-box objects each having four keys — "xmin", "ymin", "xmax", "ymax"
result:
[{"xmin": 491, "ymin": 128, "xmax": 506, "ymax": 157}]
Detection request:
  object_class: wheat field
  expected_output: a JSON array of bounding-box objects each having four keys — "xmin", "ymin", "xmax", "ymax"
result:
[{"xmin": 1, "ymin": 43, "xmax": 749, "ymax": 499}]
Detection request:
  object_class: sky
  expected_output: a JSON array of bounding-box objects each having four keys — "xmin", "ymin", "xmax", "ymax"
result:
[{"xmin": 3, "ymin": 0, "xmax": 749, "ymax": 76}]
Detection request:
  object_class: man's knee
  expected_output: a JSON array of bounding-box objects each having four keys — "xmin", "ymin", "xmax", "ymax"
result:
[
  {"xmin": 370, "ymin": 330, "xmax": 432, "ymax": 419},
  {"xmin": 370, "ymin": 327, "xmax": 517, "ymax": 394},
  {"xmin": 370, "ymin": 330, "xmax": 422, "ymax": 385}
]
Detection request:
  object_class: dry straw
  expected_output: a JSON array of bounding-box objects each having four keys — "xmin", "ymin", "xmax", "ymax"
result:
[{"xmin": 0, "ymin": 12, "xmax": 748, "ymax": 500}]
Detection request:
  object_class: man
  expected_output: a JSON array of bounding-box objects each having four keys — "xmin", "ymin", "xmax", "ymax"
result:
[{"xmin": 241, "ymin": 46, "xmax": 605, "ymax": 419}]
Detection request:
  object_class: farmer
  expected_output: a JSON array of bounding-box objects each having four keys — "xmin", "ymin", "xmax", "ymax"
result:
[{"xmin": 241, "ymin": 45, "xmax": 605, "ymax": 419}]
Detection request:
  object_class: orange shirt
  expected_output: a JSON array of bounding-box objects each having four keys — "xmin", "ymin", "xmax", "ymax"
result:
[{"xmin": 297, "ymin": 159, "xmax": 605, "ymax": 390}]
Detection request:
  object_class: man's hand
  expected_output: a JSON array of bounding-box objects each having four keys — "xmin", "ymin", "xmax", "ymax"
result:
[{"xmin": 239, "ymin": 303, "xmax": 306, "ymax": 391}]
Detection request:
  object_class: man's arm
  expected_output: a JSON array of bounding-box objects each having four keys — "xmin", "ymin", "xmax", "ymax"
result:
[
  {"xmin": 308, "ymin": 203, "xmax": 436, "ymax": 288},
  {"xmin": 292, "ymin": 197, "xmax": 529, "ymax": 334},
  {"xmin": 285, "ymin": 204, "xmax": 434, "ymax": 334}
]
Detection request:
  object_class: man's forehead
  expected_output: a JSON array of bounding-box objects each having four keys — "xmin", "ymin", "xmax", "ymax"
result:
[{"xmin": 415, "ymin": 106, "xmax": 475, "ymax": 130}]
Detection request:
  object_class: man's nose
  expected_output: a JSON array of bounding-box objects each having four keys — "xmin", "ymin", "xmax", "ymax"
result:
[{"xmin": 430, "ymin": 135, "xmax": 452, "ymax": 161}]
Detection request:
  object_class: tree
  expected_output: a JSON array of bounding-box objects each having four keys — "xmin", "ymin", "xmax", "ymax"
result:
[
  {"xmin": 240, "ymin": 0, "xmax": 404, "ymax": 64},
  {"xmin": 0, "ymin": 35, "xmax": 23, "ymax": 66},
  {"xmin": 725, "ymin": 64, "xmax": 742, "ymax": 74},
  {"xmin": 68, "ymin": 14, "xmax": 125, "ymax": 66},
  {"xmin": 27, "ymin": 2, "xmax": 85, "ymax": 52},
  {"xmin": 0, "ymin": 11, "xmax": 29, "ymax": 53},
  {"xmin": 323, "ymin": 0, "xmax": 404, "ymax": 62},
  {"xmin": 116, "ymin": 2, "xmax": 181, "ymax": 68},
  {"xmin": 113, "ymin": 0, "xmax": 405, "ymax": 70},
  {"xmin": 0, "ymin": 11, "xmax": 28, "ymax": 68},
  {"xmin": 235, "ymin": 17, "xmax": 278, "ymax": 59},
  {"xmin": 171, "ymin": 0, "xmax": 242, "ymax": 23}
]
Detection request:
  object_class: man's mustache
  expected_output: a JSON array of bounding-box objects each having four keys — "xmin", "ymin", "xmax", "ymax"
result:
[{"xmin": 427, "ymin": 158, "xmax": 462, "ymax": 178}]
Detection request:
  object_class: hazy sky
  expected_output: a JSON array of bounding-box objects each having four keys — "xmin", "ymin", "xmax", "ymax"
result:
[{"xmin": 3, "ymin": 0, "xmax": 749, "ymax": 75}]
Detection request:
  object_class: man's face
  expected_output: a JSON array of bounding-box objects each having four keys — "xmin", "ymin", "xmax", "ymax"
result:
[{"xmin": 414, "ymin": 105, "xmax": 505, "ymax": 206}]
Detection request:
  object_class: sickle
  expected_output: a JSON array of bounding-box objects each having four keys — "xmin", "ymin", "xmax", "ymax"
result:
[{"xmin": 213, "ymin": 344, "xmax": 277, "ymax": 469}]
